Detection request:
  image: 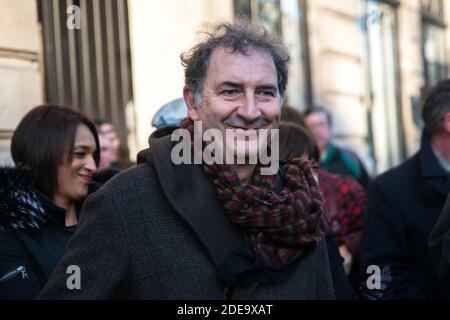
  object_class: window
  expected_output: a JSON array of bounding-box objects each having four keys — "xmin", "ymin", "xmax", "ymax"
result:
[
  {"xmin": 421, "ymin": 0, "xmax": 447, "ymax": 86},
  {"xmin": 235, "ymin": 0, "xmax": 282, "ymax": 36},
  {"xmin": 421, "ymin": 0, "xmax": 445, "ymax": 20},
  {"xmin": 234, "ymin": 0, "xmax": 311, "ymax": 109},
  {"xmin": 361, "ymin": 0, "xmax": 405, "ymax": 173}
]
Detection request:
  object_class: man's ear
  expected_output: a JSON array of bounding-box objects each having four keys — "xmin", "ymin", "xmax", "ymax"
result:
[
  {"xmin": 183, "ymin": 86, "xmax": 199, "ymax": 121},
  {"xmin": 443, "ymin": 112, "xmax": 450, "ymax": 134}
]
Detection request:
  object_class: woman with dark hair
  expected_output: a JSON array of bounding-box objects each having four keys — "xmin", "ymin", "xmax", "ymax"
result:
[
  {"xmin": 280, "ymin": 104, "xmax": 307, "ymax": 128},
  {"xmin": 0, "ymin": 104, "xmax": 100, "ymax": 299},
  {"xmin": 279, "ymin": 121, "xmax": 366, "ymax": 297}
]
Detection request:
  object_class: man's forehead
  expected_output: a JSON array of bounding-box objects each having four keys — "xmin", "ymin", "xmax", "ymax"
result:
[
  {"xmin": 207, "ymin": 46, "xmax": 278, "ymax": 84},
  {"xmin": 306, "ymin": 112, "xmax": 328, "ymax": 123}
]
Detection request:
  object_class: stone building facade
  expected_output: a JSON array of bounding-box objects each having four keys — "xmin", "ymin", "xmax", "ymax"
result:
[{"xmin": 1, "ymin": 0, "xmax": 449, "ymax": 176}]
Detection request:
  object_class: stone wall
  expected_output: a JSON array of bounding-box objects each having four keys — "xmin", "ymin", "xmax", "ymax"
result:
[{"xmin": 0, "ymin": 0, "xmax": 43, "ymax": 165}]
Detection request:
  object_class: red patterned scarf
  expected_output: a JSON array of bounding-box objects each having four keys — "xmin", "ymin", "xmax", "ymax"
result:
[{"xmin": 180, "ymin": 118, "xmax": 329, "ymax": 270}]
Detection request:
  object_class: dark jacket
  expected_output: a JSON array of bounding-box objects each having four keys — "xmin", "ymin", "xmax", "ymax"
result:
[
  {"xmin": 326, "ymin": 235, "xmax": 355, "ymax": 299},
  {"xmin": 318, "ymin": 169, "xmax": 365, "ymax": 257},
  {"xmin": 361, "ymin": 132, "xmax": 450, "ymax": 299},
  {"xmin": 0, "ymin": 168, "xmax": 80, "ymax": 299},
  {"xmin": 39, "ymin": 126, "xmax": 339, "ymax": 300},
  {"xmin": 321, "ymin": 143, "xmax": 371, "ymax": 191},
  {"xmin": 429, "ymin": 193, "xmax": 450, "ymax": 286},
  {"xmin": 92, "ymin": 164, "xmax": 121, "ymax": 184},
  {"xmin": 318, "ymin": 169, "xmax": 366, "ymax": 290}
]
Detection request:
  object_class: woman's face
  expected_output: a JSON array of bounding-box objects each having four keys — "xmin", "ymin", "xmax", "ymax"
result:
[{"xmin": 53, "ymin": 124, "xmax": 97, "ymax": 208}]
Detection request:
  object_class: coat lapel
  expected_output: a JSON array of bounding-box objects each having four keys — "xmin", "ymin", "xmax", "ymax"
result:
[
  {"xmin": 419, "ymin": 132, "xmax": 450, "ymax": 196},
  {"xmin": 149, "ymin": 133, "xmax": 246, "ymax": 270}
]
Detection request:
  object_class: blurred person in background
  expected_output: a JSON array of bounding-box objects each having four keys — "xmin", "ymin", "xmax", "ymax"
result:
[
  {"xmin": 280, "ymin": 104, "xmax": 306, "ymax": 127},
  {"xmin": 279, "ymin": 121, "xmax": 365, "ymax": 293},
  {"xmin": 95, "ymin": 120, "xmax": 120, "ymax": 167},
  {"xmin": 93, "ymin": 120, "xmax": 122, "ymax": 184},
  {"xmin": 0, "ymin": 105, "xmax": 99, "ymax": 299},
  {"xmin": 304, "ymin": 107, "xmax": 370, "ymax": 190},
  {"xmin": 98, "ymin": 133, "xmax": 115, "ymax": 171},
  {"xmin": 362, "ymin": 79, "xmax": 450, "ymax": 299}
]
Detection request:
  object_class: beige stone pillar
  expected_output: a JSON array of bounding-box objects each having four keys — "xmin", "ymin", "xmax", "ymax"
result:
[
  {"xmin": 397, "ymin": 0, "xmax": 423, "ymax": 157},
  {"xmin": 307, "ymin": 0, "xmax": 371, "ymax": 172},
  {"xmin": 128, "ymin": 0, "xmax": 234, "ymax": 154},
  {"xmin": 0, "ymin": 0, "xmax": 44, "ymax": 165}
]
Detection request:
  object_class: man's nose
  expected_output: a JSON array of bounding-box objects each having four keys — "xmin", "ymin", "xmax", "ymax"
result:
[{"xmin": 237, "ymin": 94, "xmax": 262, "ymax": 122}]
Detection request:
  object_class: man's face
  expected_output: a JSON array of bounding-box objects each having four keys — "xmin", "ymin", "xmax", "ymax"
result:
[
  {"xmin": 185, "ymin": 47, "xmax": 281, "ymax": 161},
  {"xmin": 443, "ymin": 111, "xmax": 450, "ymax": 134},
  {"xmin": 304, "ymin": 112, "xmax": 332, "ymax": 151}
]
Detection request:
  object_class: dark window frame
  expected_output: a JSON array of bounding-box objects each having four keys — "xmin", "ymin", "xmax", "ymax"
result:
[
  {"xmin": 420, "ymin": 0, "xmax": 447, "ymax": 87},
  {"xmin": 362, "ymin": 0, "xmax": 407, "ymax": 168},
  {"xmin": 421, "ymin": 0, "xmax": 445, "ymax": 25}
]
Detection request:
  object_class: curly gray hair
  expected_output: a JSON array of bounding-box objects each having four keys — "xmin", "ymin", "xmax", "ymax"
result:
[{"xmin": 181, "ymin": 21, "xmax": 290, "ymax": 106}]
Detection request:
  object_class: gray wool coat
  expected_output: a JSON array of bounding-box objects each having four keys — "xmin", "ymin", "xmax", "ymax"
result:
[{"xmin": 38, "ymin": 127, "xmax": 335, "ymax": 299}]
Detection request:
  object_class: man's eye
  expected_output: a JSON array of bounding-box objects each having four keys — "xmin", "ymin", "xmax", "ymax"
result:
[
  {"xmin": 257, "ymin": 90, "xmax": 275, "ymax": 97},
  {"xmin": 222, "ymin": 89, "xmax": 240, "ymax": 96}
]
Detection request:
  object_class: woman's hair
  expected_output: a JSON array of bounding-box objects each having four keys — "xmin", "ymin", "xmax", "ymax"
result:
[
  {"xmin": 11, "ymin": 104, "xmax": 100, "ymax": 198},
  {"xmin": 280, "ymin": 105, "xmax": 307, "ymax": 128},
  {"xmin": 279, "ymin": 121, "xmax": 320, "ymax": 162}
]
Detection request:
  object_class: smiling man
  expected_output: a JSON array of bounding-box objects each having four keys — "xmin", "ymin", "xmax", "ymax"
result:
[
  {"xmin": 39, "ymin": 22, "xmax": 340, "ymax": 300},
  {"xmin": 185, "ymin": 45, "xmax": 280, "ymax": 170}
]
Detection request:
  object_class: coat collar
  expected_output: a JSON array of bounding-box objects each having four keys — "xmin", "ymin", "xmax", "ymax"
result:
[
  {"xmin": 0, "ymin": 167, "xmax": 47, "ymax": 230},
  {"xmin": 137, "ymin": 126, "xmax": 247, "ymax": 270},
  {"xmin": 419, "ymin": 131, "xmax": 450, "ymax": 196}
]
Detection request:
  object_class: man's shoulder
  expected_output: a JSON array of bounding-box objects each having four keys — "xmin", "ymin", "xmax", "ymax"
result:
[
  {"xmin": 93, "ymin": 163, "xmax": 158, "ymax": 197},
  {"xmin": 371, "ymin": 153, "xmax": 419, "ymax": 191},
  {"xmin": 80, "ymin": 162, "xmax": 165, "ymax": 223},
  {"xmin": 334, "ymin": 144, "xmax": 362, "ymax": 163},
  {"xmin": 116, "ymin": 162, "xmax": 155, "ymax": 179}
]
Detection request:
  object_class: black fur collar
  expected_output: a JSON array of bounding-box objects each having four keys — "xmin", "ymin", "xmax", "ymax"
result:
[{"xmin": 0, "ymin": 167, "xmax": 46, "ymax": 231}]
